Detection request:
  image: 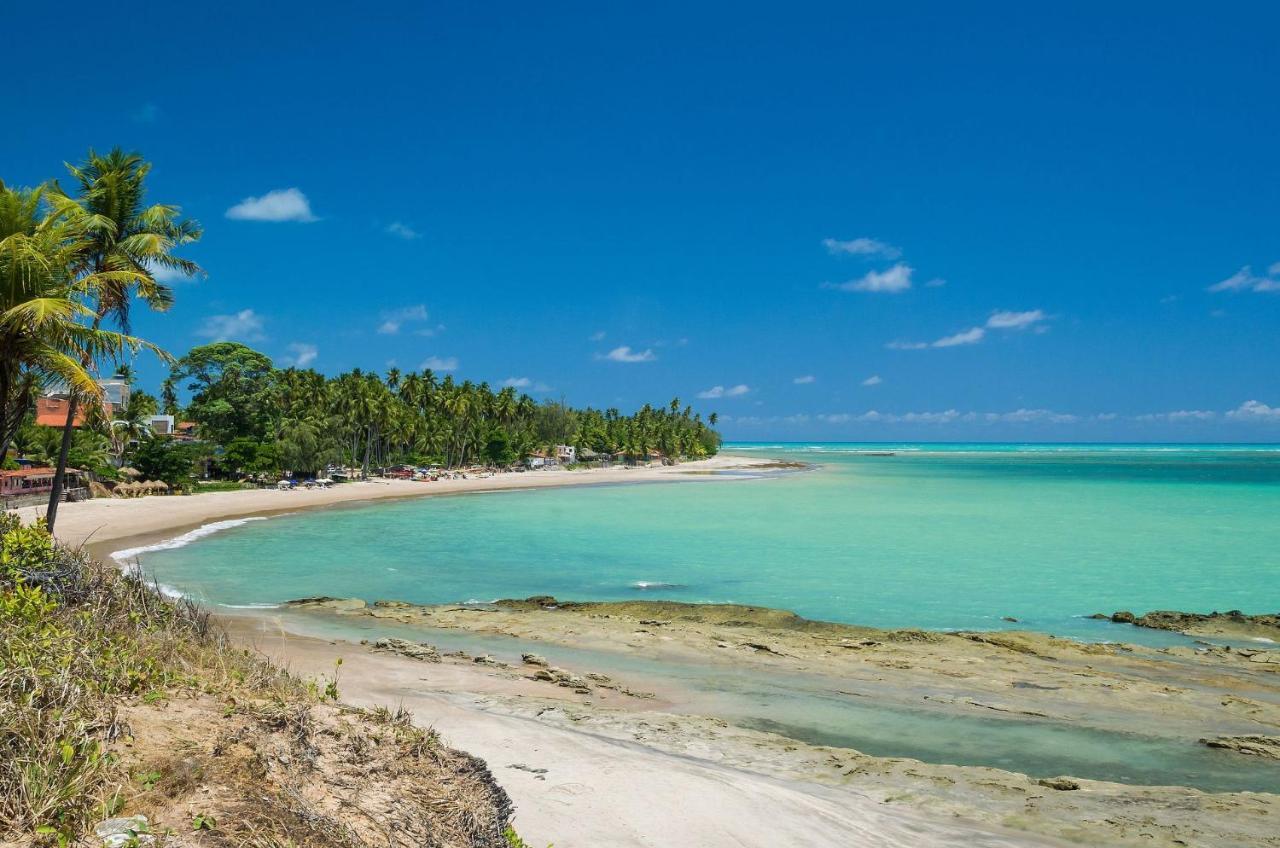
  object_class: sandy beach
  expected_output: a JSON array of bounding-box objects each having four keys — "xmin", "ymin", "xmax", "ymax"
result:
[
  {"xmin": 225, "ymin": 616, "xmax": 1068, "ymax": 848},
  {"xmin": 13, "ymin": 454, "xmax": 777, "ymax": 553},
  {"xmin": 251, "ymin": 597, "xmax": 1280, "ymax": 848},
  {"xmin": 17, "ymin": 455, "xmax": 1279, "ymax": 847}
]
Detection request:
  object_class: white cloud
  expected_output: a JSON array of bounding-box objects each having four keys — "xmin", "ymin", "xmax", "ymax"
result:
[
  {"xmin": 822, "ymin": 237, "xmax": 901, "ymax": 259},
  {"xmin": 197, "ymin": 309, "xmax": 265, "ymax": 342},
  {"xmin": 601, "ymin": 345, "xmax": 656, "ymax": 363},
  {"xmin": 889, "ymin": 308, "xmax": 1047, "ymax": 351},
  {"xmin": 825, "ymin": 263, "xmax": 913, "ymax": 293},
  {"xmin": 793, "ymin": 375, "xmax": 816, "ymax": 384},
  {"xmin": 385, "ymin": 221, "xmax": 422, "ymax": 240},
  {"xmin": 377, "ymin": 304, "xmax": 430, "ymax": 335},
  {"xmin": 589, "ymin": 330, "xmax": 607, "ymax": 341},
  {"xmin": 932, "ymin": 326, "xmax": 986, "ymax": 347},
  {"xmin": 986, "ymin": 309, "xmax": 1046, "ymax": 330},
  {"xmin": 861, "ymin": 375, "xmax": 882, "ymax": 386},
  {"xmin": 1226, "ymin": 400, "xmax": 1280, "ymax": 421},
  {"xmin": 698, "ymin": 384, "xmax": 750, "ymax": 399},
  {"xmin": 1135, "ymin": 409, "xmax": 1216, "ymax": 422},
  {"xmin": 925, "ymin": 277, "xmax": 947, "ymax": 288},
  {"xmin": 419, "ymin": 355, "xmax": 458, "ymax": 372},
  {"xmin": 148, "ymin": 262, "xmax": 198, "ymax": 284},
  {"xmin": 503, "ymin": 376, "xmax": 552, "ymax": 392},
  {"xmin": 1208, "ymin": 265, "xmax": 1280, "ymax": 293},
  {"xmin": 725, "ymin": 403, "xmax": 1279, "ymax": 429},
  {"xmin": 283, "ymin": 342, "xmax": 318, "ymax": 367},
  {"xmin": 986, "ymin": 408, "xmax": 1079, "ymax": 424},
  {"xmin": 225, "ymin": 188, "xmax": 317, "ymax": 222}
]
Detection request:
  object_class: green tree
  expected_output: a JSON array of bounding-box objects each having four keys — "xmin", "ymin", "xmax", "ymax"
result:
[
  {"xmin": 169, "ymin": 343, "xmax": 274, "ymax": 445},
  {"xmin": 46, "ymin": 149, "xmax": 200, "ymax": 526},
  {"xmin": 131, "ymin": 438, "xmax": 201, "ymax": 488},
  {"xmin": 0, "ymin": 181, "xmax": 159, "ymax": 467}
]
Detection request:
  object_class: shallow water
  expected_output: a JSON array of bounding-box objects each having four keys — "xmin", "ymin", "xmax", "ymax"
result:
[
  {"xmin": 239, "ymin": 607, "xmax": 1280, "ymax": 794},
  {"xmin": 131, "ymin": 443, "xmax": 1280, "ymax": 642},
  {"xmin": 125, "ymin": 443, "xmax": 1280, "ymax": 793}
]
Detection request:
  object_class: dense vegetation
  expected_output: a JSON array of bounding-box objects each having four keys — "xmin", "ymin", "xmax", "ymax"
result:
[
  {"xmin": 157, "ymin": 341, "xmax": 721, "ymax": 479},
  {"xmin": 1, "ymin": 149, "xmax": 719, "ymax": 499}
]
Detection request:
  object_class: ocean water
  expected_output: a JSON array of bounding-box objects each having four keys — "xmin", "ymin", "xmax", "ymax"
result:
[
  {"xmin": 130, "ymin": 443, "xmax": 1280, "ymax": 642},
  {"xmin": 123, "ymin": 443, "xmax": 1280, "ymax": 792}
]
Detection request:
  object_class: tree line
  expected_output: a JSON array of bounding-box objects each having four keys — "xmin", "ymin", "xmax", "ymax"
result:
[
  {"xmin": 0, "ymin": 149, "xmax": 720, "ymax": 528},
  {"xmin": 149, "ymin": 341, "xmax": 720, "ymax": 478}
]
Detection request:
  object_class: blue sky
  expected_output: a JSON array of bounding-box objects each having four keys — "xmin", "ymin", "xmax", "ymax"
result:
[{"xmin": 7, "ymin": 1, "xmax": 1279, "ymax": 440}]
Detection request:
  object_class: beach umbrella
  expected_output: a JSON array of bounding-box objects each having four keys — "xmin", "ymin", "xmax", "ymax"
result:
[{"xmin": 119, "ymin": 467, "xmax": 142, "ymax": 478}]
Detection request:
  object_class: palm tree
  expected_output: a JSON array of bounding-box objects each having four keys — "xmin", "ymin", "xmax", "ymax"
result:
[
  {"xmin": 45, "ymin": 149, "xmax": 201, "ymax": 528},
  {"xmin": 0, "ymin": 181, "xmax": 148, "ymax": 465}
]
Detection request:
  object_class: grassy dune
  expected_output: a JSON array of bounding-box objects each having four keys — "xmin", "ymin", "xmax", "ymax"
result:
[{"xmin": 0, "ymin": 515, "xmax": 515, "ymax": 847}]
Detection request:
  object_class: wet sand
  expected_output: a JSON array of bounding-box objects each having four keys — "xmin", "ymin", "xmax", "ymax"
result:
[
  {"xmin": 250, "ymin": 596, "xmax": 1280, "ymax": 847},
  {"xmin": 26, "ymin": 455, "xmax": 1279, "ymax": 846}
]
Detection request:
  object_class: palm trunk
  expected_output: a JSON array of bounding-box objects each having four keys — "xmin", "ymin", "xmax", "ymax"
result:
[
  {"xmin": 361, "ymin": 424, "xmax": 374, "ymax": 477},
  {"xmin": 47, "ymin": 308, "xmax": 106, "ymax": 531},
  {"xmin": 45, "ymin": 393, "xmax": 79, "ymax": 530}
]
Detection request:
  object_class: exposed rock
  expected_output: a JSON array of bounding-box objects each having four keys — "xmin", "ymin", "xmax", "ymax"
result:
[
  {"xmin": 371, "ymin": 638, "xmax": 441, "ymax": 662},
  {"xmin": 285, "ymin": 596, "xmax": 368, "ymax": 612},
  {"xmin": 473, "ymin": 654, "xmax": 498, "ymax": 664},
  {"xmin": 1036, "ymin": 777, "xmax": 1080, "ymax": 791},
  {"xmin": 497, "ymin": 595, "xmax": 560, "ymax": 610},
  {"xmin": 1199, "ymin": 734, "xmax": 1280, "ymax": 759},
  {"xmin": 1107, "ymin": 609, "xmax": 1280, "ymax": 642},
  {"xmin": 95, "ymin": 815, "xmax": 154, "ymax": 847},
  {"xmin": 521, "ymin": 653, "xmax": 549, "ymax": 666},
  {"xmin": 885, "ymin": 629, "xmax": 946, "ymax": 644},
  {"xmin": 1001, "ymin": 616, "xmax": 1019, "ymax": 623}
]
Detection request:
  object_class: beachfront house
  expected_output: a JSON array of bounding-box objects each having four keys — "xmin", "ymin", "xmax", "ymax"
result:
[
  {"xmin": 554, "ymin": 444, "xmax": 576, "ymax": 464},
  {"xmin": 1, "ymin": 467, "xmax": 88, "ymax": 509},
  {"xmin": 35, "ymin": 374, "xmax": 132, "ymax": 428}
]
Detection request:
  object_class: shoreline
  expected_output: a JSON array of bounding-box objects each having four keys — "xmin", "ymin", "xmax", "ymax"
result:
[
  {"xmin": 16, "ymin": 452, "xmax": 1280, "ymax": 846},
  {"xmin": 3, "ymin": 453, "xmax": 788, "ymax": 559},
  {"xmin": 225, "ymin": 606, "xmax": 1280, "ymax": 848}
]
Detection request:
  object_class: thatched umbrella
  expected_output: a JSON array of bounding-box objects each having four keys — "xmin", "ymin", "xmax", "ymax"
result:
[
  {"xmin": 154, "ymin": 480, "xmax": 170, "ymax": 494},
  {"xmin": 119, "ymin": 467, "xmax": 142, "ymax": 479},
  {"xmin": 113, "ymin": 482, "xmax": 137, "ymax": 498}
]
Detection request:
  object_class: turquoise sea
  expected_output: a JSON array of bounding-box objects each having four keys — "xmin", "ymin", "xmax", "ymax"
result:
[
  {"xmin": 129, "ymin": 443, "xmax": 1280, "ymax": 642},
  {"xmin": 120, "ymin": 443, "xmax": 1280, "ymax": 793}
]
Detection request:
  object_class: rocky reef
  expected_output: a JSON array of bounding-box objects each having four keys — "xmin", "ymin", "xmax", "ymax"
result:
[{"xmin": 1101, "ymin": 609, "xmax": 1280, "ymax": 642}]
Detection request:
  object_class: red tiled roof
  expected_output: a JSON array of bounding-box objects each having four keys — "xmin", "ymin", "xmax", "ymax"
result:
[
  {"xmin": 0, "ymin": 467, "xmax": 80, "ymax": 478},
  {"xmin": 2, "ymin": 467, "xmax": 56, "ymax": 478},
  {"xmin": 34, "ymin": 397, "xmax": 114, "ymax": 428}
]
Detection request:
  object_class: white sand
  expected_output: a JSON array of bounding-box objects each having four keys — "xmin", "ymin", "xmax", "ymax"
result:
[
  {"xmin": 232, "ymin": 618, "xmax": 1060, "ymax": 848},
  {"xmin": 12, "ymin": 456, "xmax": 1060, "ymax": 846},
  {"xmin": 11, "ymin": 455, "xmax": 762, "ymax": 551}
]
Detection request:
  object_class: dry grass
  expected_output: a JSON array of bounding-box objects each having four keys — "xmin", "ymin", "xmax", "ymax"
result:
[{"xmin": 0, "ymin": 515, "xmax": 513, "ymax": 847}]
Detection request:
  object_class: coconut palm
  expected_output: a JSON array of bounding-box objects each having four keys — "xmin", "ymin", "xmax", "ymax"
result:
[
  {"xmin": 45, "ymin": 149, "xmax": 201, "ymax": 528},
  {"xmin": 0, "ymin": 182, "xmax": 159, "ymax": 466}
]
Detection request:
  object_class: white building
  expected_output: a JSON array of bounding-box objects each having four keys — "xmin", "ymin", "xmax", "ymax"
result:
[
  {"xmin": 149, "ymin": 415, "xmax": 175, "ymax": 435},
  {"xmin": 554, "ymin": 444, "xmax": 576, "ymax": 464}
]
